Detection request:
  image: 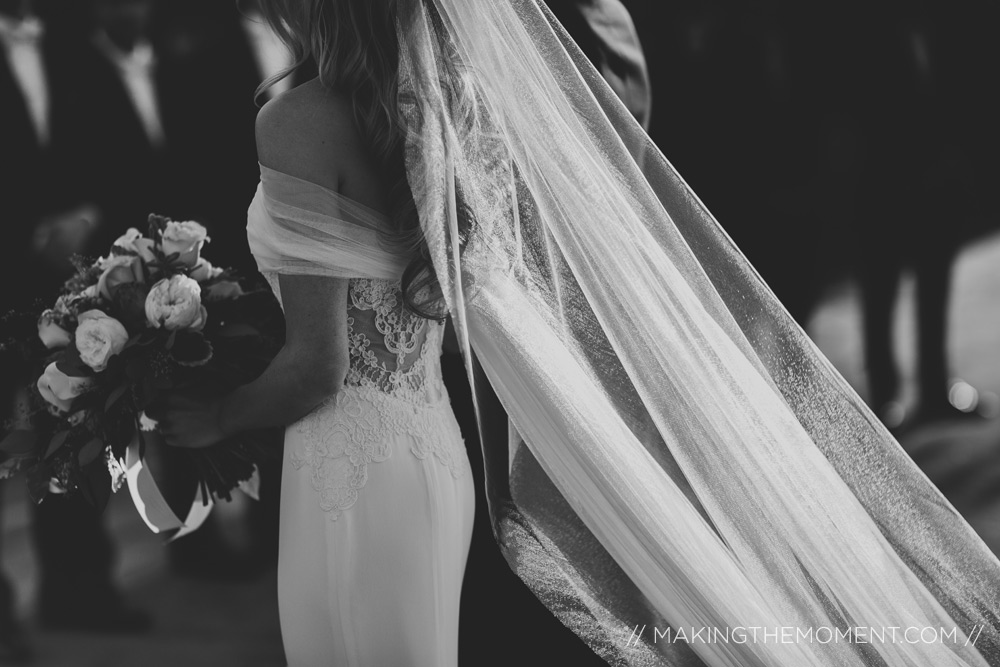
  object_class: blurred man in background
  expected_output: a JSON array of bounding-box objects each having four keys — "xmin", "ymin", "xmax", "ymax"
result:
[
  {"xmin": 1, "ymin": 1, "xmax": 54, "ymax": 657},
  {"xmin": 624, "ymin": 0, "xmax": 999, "ymax": 428},
  {"xmin": 59, "ymin": 0, "xmax": 276, "ymax": 581},
  {"xmin": 0, "ymin": 0, "xmax": 152, "ymax": 653},
  {"xmin": 546, "ymin": 0, "xmax": 651, "ymax": 130},
  {"xmin": 851, "ymin": 0, "xmax": 993, "ymax": 428},
  {"xmin": 623, "ymin": 0, "xmax": 834, "ymax": 325}
]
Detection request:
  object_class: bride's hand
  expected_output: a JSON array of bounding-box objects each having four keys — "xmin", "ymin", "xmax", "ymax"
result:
[{"xmin": 153, "ymin": 393, "xmax": 228, "ymax": 450}]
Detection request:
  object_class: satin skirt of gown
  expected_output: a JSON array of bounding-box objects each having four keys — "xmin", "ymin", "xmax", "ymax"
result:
[{"xmin": 276, "ymin": 371, "xmax": 475, "ymax": 666}]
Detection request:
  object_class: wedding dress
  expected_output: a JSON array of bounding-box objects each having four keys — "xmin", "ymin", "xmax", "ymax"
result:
[{"xmin": 247, "ymin": 163, "xmax": 475, "ymax": 667}]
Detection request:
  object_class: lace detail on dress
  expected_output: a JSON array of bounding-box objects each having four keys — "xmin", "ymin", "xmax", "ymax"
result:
[
  {"xmin": 261, "ymin": 271, "xmax": 467, "ymax": 520},
  {"xmin": 345, "ymin": 278, "xmax": 432, "ymax": 404},
  {"xmin": 290, "ymin": 383, "xmax": 467, "ymax": 520}
]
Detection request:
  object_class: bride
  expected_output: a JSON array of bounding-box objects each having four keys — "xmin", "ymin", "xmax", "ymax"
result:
[
  {"xmin": 162, "ymin": 1, "xmax": 476, "ymax": 664},
  {"xmin": 159, "ymin": 0, "xmax": 1000, "ymax": 665}
]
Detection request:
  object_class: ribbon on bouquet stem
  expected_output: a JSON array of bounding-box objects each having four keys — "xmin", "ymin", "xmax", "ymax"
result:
[
  {"xmin": 119, "ymin": 423, "xmax": 261, "ymax": 538},
  {"xmin": 123, "ymin": 440, "xmax": 214, "ymax": 541}
]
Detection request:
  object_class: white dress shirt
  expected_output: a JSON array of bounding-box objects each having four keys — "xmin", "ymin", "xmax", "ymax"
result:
[
  {"xmin": 0, "ymin": 12, "xmax": 50, "ymax": 146},
  {"xmin": 241, "ymin": 11, "xmax": 295, "ymax": 98},
  {"xmin": 93, "ymin": 31, "xmax": 166, "ymax": 149}
]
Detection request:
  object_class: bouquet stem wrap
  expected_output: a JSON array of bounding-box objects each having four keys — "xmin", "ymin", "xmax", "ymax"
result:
[{"xmin": 123, "ymin": 433, "xmax": 213, "ymax": 540}]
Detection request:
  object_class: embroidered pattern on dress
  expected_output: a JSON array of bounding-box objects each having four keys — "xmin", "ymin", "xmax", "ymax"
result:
[{"xmin": 264, "ymin": 273, "xmax": 467, "ymax": 520}]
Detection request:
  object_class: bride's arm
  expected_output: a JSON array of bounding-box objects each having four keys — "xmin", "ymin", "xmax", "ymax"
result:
[
  {"xmin": 217, "ymin": 273, "xmax": 350, "ymax": 435},
  {"xmin": 158, "ymin": 274, "xmax": 349, "ymax": 449}
]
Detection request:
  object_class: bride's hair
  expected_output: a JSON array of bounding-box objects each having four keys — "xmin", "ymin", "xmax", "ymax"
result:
[{"xmin": 253, "ymin": 0, "xmax": 463, "ymax": 319}]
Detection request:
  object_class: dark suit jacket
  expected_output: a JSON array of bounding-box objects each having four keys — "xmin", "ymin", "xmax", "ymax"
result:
[
  {"xmin": 59, "ymin": 19, "xmax": 264, "ymax": 277},
  {"xmin": 149, "ymin": 3, "xmax": 408, "ymax": 280},
  {"xmin": 0, "ymin": 28, "xmax": 83, "ymax": 310},
  {"xmin": 152, "ymin": 1, "xmax": 304, "ymax": 278},
  {"xmin": 0, "ymin": 44, "xmax": 45, "ymax": 303}
]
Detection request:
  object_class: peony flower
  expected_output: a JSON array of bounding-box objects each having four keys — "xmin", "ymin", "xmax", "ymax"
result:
[
  {"xmin": 189, "ymin": 259, "xmax": 224, "ymax": 282},
  {"xmin": 37, "ymin": 362, "xmax": 92, "ymax": 412},
  {"xmin": 161, "ymin": 220, "xmax": 209, "ymax": 267},
  {"xmin": 75, "ymin": 310, "xmax": 129, "ymax": 372},
  {"xmin": 37, "ymin": 311, "xmax": 72, "ymax": 349},
  {"xmin": 204, "ymin": 280, "xmax": 243, "ymax": 301},
  {"xmin": 145, "ymin": 275, "xmax": 207, "ymax": 330},
  {"xmin": 97, "ymin": 254, "xmax": 145, "ymax": 300},
  {"xmin": 112, "ymin": 227, "xmax": 157, "ymax": 264}
]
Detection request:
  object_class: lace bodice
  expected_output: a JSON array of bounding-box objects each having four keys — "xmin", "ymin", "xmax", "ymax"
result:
[
  {"xmin": 259, "ymin": 261, "xmax": 465, "ymax": 521},
  {"xmin": 262, "ymin": 272, "xmax": 446, "ymax": 406}
]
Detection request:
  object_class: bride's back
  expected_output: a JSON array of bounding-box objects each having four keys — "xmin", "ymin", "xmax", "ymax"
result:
[{"xmin": 252, "ymin": 78, "xmax": 445, "ymax": 406}]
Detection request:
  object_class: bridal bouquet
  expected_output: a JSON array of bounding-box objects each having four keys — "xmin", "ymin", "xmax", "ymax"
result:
[{"xmin": 0, "ymin": 215, "xmax": 283, "ymax": 528}]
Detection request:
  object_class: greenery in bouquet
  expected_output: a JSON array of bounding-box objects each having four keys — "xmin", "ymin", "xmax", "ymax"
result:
[{"xmin": 0, "ymin": 214, "xmax": 284, "ymax": 514}]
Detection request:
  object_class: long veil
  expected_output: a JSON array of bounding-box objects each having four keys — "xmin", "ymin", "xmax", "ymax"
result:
[{"xmin": 395, "ymin": 0, "xmax": 1000, "ymax": 665}]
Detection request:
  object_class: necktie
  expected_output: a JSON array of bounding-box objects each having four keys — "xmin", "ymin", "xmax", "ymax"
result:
[
  {"xmin": 0, "ymin": 14, "xmax": 49, "ymax": 145},
  {"xmin": 94, "ymin": 33, "xmax": 166, "ymax": 148}
]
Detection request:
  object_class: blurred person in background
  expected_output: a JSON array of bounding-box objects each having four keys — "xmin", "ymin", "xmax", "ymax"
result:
[
  {"xmin": 152, "ymin": 0, "xmax": 280, "ymax": 277},
  {"xmin": 62, "ymin": 0, "xmax": 170, "ymax": 254},
  {"xmin": 1, "ymin": 1, "xmax": 51, "ymax": 657},
  {"xmin": 238, "ymin": 0, "xmax": 298, "ymax": 101},
  {"xmin": 623, "ymin": 0, "xmax": 833, "ymax": 326},
  {"xmin": 545, "ymin": 0, "xmax": 651, "ymax": 130},
  {"xmin": 852, "ymin": 0, "xmax": 988, "ymax": 429},
  {"xmin": 627, "ymin": 0, "xmax": 996, "ymax": 429},
  {"xmin": 0, "ymin": 0, "xmax": 151, "ymax": 647}
]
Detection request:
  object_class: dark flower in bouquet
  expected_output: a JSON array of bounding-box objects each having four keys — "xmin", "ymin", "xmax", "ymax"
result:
[{"xmin": 0, "ymin": 215, "xmax": 284, "ymax": 519}]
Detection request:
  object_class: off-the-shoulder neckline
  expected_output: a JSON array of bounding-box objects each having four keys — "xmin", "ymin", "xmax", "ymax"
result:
[{"xmin": 258, "ymin": 161, "xmax": 392, "ymax": 221}]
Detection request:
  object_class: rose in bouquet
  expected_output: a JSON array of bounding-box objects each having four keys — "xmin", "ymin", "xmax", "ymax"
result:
[{"xmin": 0, "ymin": 214, "xmax": 283, "ymax": 527}]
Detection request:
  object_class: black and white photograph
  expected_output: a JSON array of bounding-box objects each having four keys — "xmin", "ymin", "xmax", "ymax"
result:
[{"xmin": 0, "ymin": 0, "xmax": 999, "ymax": 665}]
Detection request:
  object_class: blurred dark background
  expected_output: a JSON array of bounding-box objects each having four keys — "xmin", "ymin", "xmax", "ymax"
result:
[
  {"xmin": 1, "ymin": 0, "xmax": 1000, "ymax": 665},
  {"xmin": 625, "ymin": 0, "xmax": 1000, "ymax": 426}
]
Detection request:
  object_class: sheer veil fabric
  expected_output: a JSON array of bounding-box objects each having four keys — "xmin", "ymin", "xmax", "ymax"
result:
[{"xmin": 395, "ymin": 0, "xmax": 1000, "ymax": 665}]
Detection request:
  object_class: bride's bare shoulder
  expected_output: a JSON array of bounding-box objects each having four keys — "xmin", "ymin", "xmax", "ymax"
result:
[{"xmin": 255, "ymin": 78, "xmax": 359, "ymax": 191}]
